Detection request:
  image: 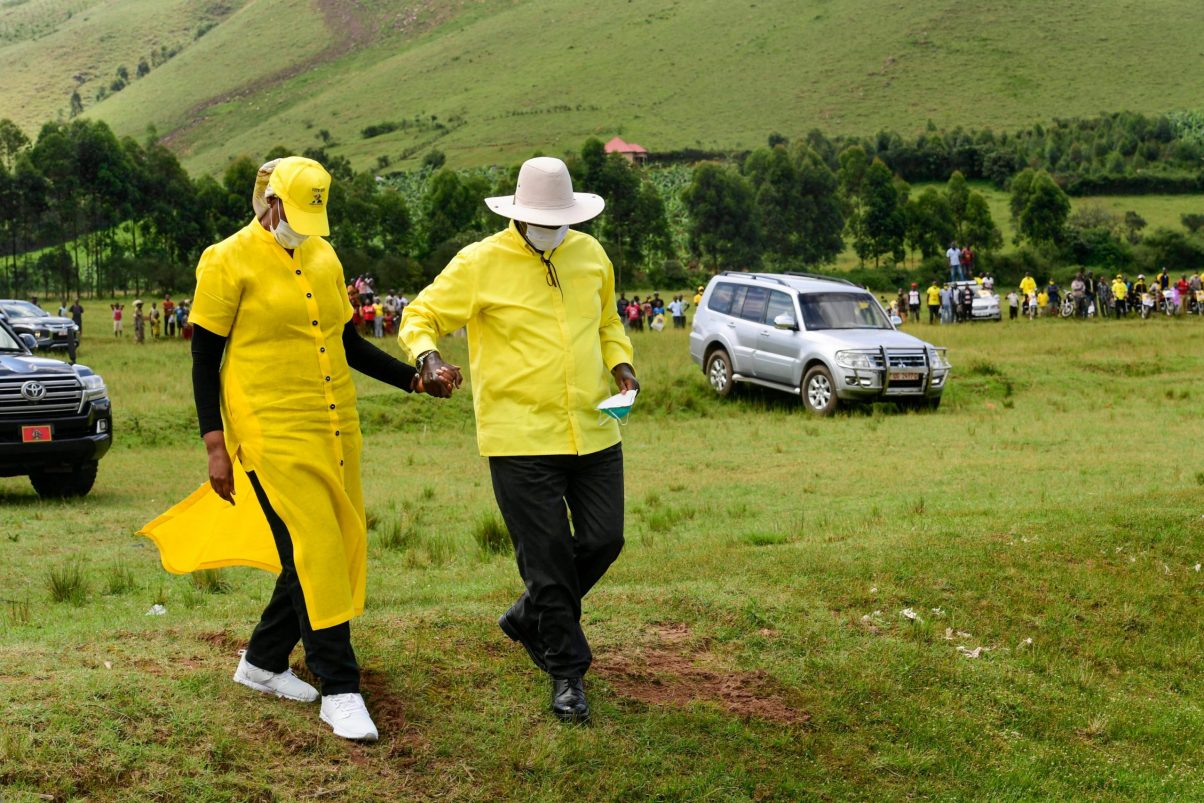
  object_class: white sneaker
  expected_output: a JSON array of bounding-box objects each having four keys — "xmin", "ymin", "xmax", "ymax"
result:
[
  {"xmin": 320, "ymin": 693, "xmax": 379, "ymax": 742},
  {"xmin": 233, "ymin": 653, "xmax": 319, "ymax": 702}
]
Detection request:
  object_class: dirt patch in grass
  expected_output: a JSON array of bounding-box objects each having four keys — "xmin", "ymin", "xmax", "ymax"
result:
[
  {"xmin": 594, "ymin": 624, "xmax": 809, "ymax": 726},
  {"xmin": 198, "ymin": 629, "xmax": 247, "ymax": 653}
]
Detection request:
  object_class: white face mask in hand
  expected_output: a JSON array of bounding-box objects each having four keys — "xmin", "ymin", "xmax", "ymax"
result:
[{"xmin": 524, "ymin": 223, "xmax": 568, "ymax": 252}]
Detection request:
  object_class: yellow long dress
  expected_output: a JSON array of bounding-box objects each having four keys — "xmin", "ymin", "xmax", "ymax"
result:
[{"xmin": 139, "ymin": 220, "xmax": 366, "ymax": 630}]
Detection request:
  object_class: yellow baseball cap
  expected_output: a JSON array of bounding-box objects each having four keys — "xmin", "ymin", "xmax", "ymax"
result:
[{"xmin": 267, "ymin": 156, "xmax": 331, "ymax": 236}]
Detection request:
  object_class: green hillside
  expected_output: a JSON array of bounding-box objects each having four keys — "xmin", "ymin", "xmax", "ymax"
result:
[{"xmin": 3, "ymin": 0, "xmax": 1204, "ymax": 175}]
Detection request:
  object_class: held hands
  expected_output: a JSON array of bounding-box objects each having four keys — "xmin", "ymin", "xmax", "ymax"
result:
[
  {"xmin": 419, "ymin": 352, "xmax": 464, "ymax": 398},
  {"xmin": 612, "ymin": 363, "xmax": 640, "ymax": 393},
  {"xmin": 203, "ymin": 430, "xmax": 235, "ymax": 505}
]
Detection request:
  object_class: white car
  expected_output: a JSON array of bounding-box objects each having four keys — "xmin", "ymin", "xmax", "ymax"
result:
[{"xmin": 950, "ymin": 281, "xmax": 1001, "ymax": 321}]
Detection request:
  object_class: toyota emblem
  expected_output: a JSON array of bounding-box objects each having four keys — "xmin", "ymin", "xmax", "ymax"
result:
[{"xmin": 20, "ymin": 381, "xmax": 47, "ymax": 401}]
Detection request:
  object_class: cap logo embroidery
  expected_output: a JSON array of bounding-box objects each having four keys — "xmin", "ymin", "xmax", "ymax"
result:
[{"xmin": 310, "ymin": 187, "xmax": 326, "ymax": 206}]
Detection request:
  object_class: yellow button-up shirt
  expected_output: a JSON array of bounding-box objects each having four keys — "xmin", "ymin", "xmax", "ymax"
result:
[
  {"xmin": 141, "ymin": 220, "xmax": 367, "ymax": 630},
  {"xmin": 399, "ymin": 222, "xmax": 634, "ymax": 457}
]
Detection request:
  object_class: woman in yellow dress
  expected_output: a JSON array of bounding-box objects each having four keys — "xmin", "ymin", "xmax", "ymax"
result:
[{"xmin": 141, "ymin": 157, "xmax": 453, "ymax": 741}]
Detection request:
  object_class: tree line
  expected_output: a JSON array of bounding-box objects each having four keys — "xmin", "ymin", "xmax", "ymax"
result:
[{"xmin": 1, "ymin": 112, "xmax": 1203, "ymax": 302}]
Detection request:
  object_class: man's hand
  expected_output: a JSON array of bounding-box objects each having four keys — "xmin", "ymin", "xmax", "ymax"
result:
[
  {"xmin": 612, "ymin": 363, "xmax": 639, "ymax": 393},
  {"xmin": 203, "ymin": 430, "xmax": 235, "ymax": 505},
  {"xmin": 419, "ymin": 351, "xmax": 464, "ymax": 398}
]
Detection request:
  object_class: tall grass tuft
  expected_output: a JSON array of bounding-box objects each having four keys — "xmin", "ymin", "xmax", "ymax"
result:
[
  {"xmin": 105, "ymin": 564, "xmax": 137, "ymax": 596},
  {"xmin": 378, "ymin": 512, "xmax": 420, "ymax": 552},
  {"xmin": 192, "ymin": 569, "xmax": 230, "ymax": 594},
  {"xmin": 5, "ymin": 597, "xmax": 31, "ymax": 627},
  {"xmin": 47, "ymin": 562, "xmax": 88, "ymax": 605},
  {"xmin": 473, "ymin": 512, "xmax": 511, "ymax": 556}
]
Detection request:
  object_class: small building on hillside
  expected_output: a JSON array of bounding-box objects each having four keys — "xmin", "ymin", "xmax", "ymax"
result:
[{"xmin": 604, "ymin": 136, "xmax": 649, "ymax": 164}]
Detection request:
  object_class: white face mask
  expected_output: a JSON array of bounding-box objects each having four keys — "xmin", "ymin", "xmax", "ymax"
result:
[
  {"xmin": 272, "ymin": 218, "xmax": 309, "ymax": 250},
  {"xmin": 524, "ymin": 223, "xmax": 568, "ymax": 252}
]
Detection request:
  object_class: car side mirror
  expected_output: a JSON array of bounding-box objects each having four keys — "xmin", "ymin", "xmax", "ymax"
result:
[
  {"xmin": 772, "ymin": 313, "xmax": 798, "ymax": 331},
  {"xmin": 890, "ymin": 315, "xmax": 903, "ymax": 327},
  {"xmin": 19, "ymin": 333, "xmax": 37, "ymax": 351}
]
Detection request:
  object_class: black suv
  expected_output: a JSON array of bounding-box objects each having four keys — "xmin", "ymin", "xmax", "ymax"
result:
[
  {"xmin": 0, "ymin": 299, "xmax": 80, "ymax": 351},
  {"xmin": 0, "ymin": 317, "xmax": 111, "ymax": 497}
]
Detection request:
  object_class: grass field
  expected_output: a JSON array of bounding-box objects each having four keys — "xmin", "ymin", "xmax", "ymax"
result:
[
  {"xmin": 5, "ymin": 0, "xmax": 1204, "ymax": 174},
  {"xmin": 2, "ymin": 309, "xmax": 1203, "ymax": 800}
]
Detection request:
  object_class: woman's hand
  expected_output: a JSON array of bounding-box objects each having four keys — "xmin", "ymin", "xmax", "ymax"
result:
[{"xmin": 203, "ymin": 430, "xmax": 235, "ymax": 505}]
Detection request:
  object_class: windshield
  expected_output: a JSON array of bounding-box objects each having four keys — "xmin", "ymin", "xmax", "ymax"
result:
[
  {"xmin": 0, "ymin": 324, "xmax": 24, "ymax": 352},
  {"xmin": 798, "ymin": 292, "xmax": 892, "ymax": 330},
  {"xmin": 0, "ymin": 301, "xmax": 49, "ymax": 319}
]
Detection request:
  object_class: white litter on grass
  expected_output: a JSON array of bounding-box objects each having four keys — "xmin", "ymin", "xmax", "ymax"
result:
[
  {"xmin": 1022, "ymin": 638, "xmax": 1033, "ymax": 647},
  {"xmin": 870, "ymin": 586, "xmax": 878, "ymax": 594},
  {"xmin": 1129, "ymin": 556, "xmax": 1137, "ymax": 563},
  {"xmin": 944, "ymin": 628, "xmax": 973, "ymax": 640},
  {"xmin": 957, "ymin": 645, "xmax": 990, "ymax": 659},
  {"xmin": 145, "ymin": 604, "xmax": 167, "ymax": 616},
  {"xmin": 931, "ymin": 607, "xmax": 945, "ymax": 616},
  {"xmin": 900, "ymin": 608, "xmax": 920, "ymax": 621},
  {"xmin": 103, "ymin": 661, "xmax": 112, "ymax": 669},
  {"xmin": 1163, "ymin": 563, "xmax": 1171, "ymax": 574},
  {"xmin": 1195, "ymin": 564, "xmax": 1201, "ymax": 573}
]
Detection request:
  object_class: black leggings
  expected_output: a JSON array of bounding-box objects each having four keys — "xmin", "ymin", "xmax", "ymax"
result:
[{"xmin": 243, "ymin": 472, "xmax": 360, "ymax": 695}]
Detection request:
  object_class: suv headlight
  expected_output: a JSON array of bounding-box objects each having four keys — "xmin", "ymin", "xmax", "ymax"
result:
[
  {"xmin": 928, "ymin": 349, "xmax": 950, "ymax": 369},
  {"xmin": 835, "ymin": 350, "xmax": 875, "ymax": 369},
  {"xmin": 81, "ymin": 374, "xmax": 108, "ymax": 402}
]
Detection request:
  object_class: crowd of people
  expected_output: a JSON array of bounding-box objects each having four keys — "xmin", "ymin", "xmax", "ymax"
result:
[
  {"xmin": 106, "ymin": 295, "xmax": 193, "ymax": 343},
  {"xmin": 888, "ymin": 267, "xmax": 1204, "ymax": 325},
  {"xmin": 617, "ymin": 288, "xmax": 699, "ymax": 332},
  {"xmin": 345, "ymin": 274, "xmax": 410, "ymax": 338}
]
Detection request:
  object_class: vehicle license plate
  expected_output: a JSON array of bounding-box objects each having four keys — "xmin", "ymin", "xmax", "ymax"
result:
[
  {"xmin": 21, "ymin": 425, "xmax": 52, "ymax": 443},
  {"xmin": 892, "ymin": 372, "xmax": 921, "ymax": 381}
]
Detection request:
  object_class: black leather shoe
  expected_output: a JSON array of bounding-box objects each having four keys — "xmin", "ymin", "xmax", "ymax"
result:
[
  {"xmin": 498, "ymin": 608, "xmax": 548, "ymax": 673},
  {"xmin": 551, "ymin": 677, "xmax": 590, "ymax": 724}
]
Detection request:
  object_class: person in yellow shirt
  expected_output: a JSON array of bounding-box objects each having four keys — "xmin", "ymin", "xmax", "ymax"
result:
[
  {"xmin": 926, "ymin": 281, "xmax": 941, "ymax": 324},
  {"xmin": 1019, "ymin": 272, "xmax": 1037, "ymax": 298},
  {"xmin": 400, "ymin": 157, "xmax": 638, "ymax": 725},
  {"xmin": 140, "ymin": 157, "xmax": 452, "ymax": 743},
  {"xmin": 1112, "ymin": 275, "xmax": 1129, "ymax": 316},
  {"xmin": 1036, "ymin": 289, "xmax": 1049, "ymax": 315}
]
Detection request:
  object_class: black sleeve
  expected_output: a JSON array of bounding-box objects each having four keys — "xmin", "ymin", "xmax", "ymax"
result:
[
  {"xmin": 342, "ymin": 322, "xmax": 417, "ymax": 392},
  {"xmin": 191, "ymin": 324, "xmax": 228, "ymax": 437}
]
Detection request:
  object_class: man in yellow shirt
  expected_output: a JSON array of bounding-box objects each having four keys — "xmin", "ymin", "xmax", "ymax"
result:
[
  {"xmin": 926, "ymin": 281, "xmax": 941, "ymax": 324},
  {"xmin": 400, "ymin": 157, "xmax": 638, "ymax": 724}
]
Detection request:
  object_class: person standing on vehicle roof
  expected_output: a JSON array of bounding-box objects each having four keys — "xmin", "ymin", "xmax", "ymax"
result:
[{"xmin": 399, "ymin": 156, "xmax": 638, "ymax": 725}]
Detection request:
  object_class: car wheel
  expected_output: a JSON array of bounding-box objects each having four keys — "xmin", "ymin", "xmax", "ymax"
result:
[
  {"xmin": 801, "ymin": 365, "xmax": 839, "ymax": 416},
  {"xmin": 30, "ymin": 461, "xmax": 98, "ymax": 499},
  {"xmin": 705, "ymin": 349, "xmax": 734, "ymax": 397}
]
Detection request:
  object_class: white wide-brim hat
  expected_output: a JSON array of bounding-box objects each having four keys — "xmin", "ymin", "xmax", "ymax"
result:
[{"xmin": 485, "ymin": 156, "xmax": 605, "ymax": 226}]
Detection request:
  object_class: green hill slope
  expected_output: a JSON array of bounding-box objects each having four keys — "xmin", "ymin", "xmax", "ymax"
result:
[{"xmin": 4, "ymin": 0, "xmax": 1204, "ymax": 175}]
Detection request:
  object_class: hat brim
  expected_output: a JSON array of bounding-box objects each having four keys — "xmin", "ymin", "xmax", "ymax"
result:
[
  {"xmin": 279, "ymin": 197, "xmax": 330, "ymax": 236},
  {"xmin": 484, "ymin": 192, "xmax": 605, "ymax": 226}
]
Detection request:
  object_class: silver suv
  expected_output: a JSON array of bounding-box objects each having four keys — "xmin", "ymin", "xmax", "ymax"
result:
[{"xmin": 689, "ymin": 272, "xmax": 951, "ymax": 414}]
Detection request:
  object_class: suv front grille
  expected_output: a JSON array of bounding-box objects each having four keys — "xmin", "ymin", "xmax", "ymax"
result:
[
  {"xmin": 866, "ymin": 350, "xmax": 929, "ymax": 369},
  {"xmin": 0, "ymin": 375, "xmax": 83, "ymax": 417}
]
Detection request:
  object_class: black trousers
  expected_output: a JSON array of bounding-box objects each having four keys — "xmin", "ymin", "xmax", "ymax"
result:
[
  {"xmin": 489, "ymin": 443, "xmax": 625, "ymax": 679},
  {"xmin": 243, "ymin": 472, "xmax": 360, "ymax": 696}
]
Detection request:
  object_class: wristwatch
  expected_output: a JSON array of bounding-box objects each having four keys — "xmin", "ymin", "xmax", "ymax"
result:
[{"xmin": 415, "ymin": 350, "xmax": 437, "ymax": 370}]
